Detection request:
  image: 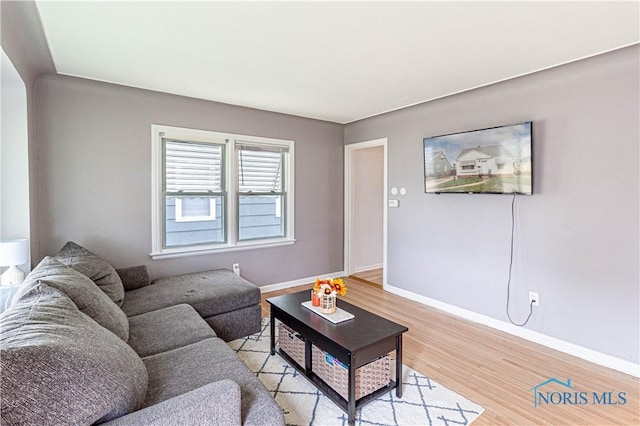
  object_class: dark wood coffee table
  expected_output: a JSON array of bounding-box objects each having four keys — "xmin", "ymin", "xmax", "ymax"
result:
[{"xmin": 267, "ymin": 290, "xmax": 408, "ymax": 425}]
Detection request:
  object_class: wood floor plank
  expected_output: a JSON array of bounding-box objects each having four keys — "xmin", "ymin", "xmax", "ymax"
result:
[
  {"xmin": 260, "ymin": 278, "xmax": 639, "ymax": 425},
  {"xmin": 350, "ymin": 267, "xmax": 383, "ymax": 287}
]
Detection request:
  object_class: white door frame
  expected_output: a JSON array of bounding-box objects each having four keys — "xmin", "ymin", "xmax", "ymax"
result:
[{"xmin": 344, "ymin": 138, "xmax": 388, "ymax": 286}]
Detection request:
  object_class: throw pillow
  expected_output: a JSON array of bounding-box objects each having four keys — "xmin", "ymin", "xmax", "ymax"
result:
[
  {"xmin": 54, "ymin": 241, "xmax": 125, "ymax": 306},
  {"xmin": 15, "ymin": 256, "xmax": 129, "ymax": 341},
  {"xmin": 0, "ymin": 282, "xmax": 148, "ymax": 425}
]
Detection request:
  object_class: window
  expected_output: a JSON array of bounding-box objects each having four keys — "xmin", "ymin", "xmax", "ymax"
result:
[
  {"xmin": 236, "ymin": 143, "xmax": 286, "ymax": 241},
  {"xmin": 163, "ymin": 140, "xmax": 225, "ymax": 247},
  {"xmin": 151, "ymin": 125, "xmax": 294, "ymax": 258}
]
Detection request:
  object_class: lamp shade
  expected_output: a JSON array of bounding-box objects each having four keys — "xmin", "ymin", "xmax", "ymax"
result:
[{"xmin": 0, "ymin": 239, "xmax": 29, "ymax": 267}]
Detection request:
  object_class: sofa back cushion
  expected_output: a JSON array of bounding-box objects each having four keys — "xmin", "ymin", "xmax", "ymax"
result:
[
  {"xmin": 55, "ymin": 241, "xmax": 125, "ymax": 306},
  {"xmin": 15, "ymin": 256, "xmax": 129, "ymax": 341},
  {"xmin": 0, "ymin": 282, "xmax": 148, "ymax": 425}
]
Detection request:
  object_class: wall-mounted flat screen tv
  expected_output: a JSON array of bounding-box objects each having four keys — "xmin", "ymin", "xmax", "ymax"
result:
[{"xmin": 424, "ymin": 121, "xmax": 532, "ymax": 195}]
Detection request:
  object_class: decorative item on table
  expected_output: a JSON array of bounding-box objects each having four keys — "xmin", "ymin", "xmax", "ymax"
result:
[
  {"xmin": 311, "ymin": 289, "xmax": 321, "ymax": 307},
  {"xmin": 312, "ymin": 277, "xmax": 347, "ymax": 314}
]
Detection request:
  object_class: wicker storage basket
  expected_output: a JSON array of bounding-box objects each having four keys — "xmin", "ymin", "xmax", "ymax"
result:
[
  {"xmin": 277, "ymin": 323, "xmax": 305, "ymax": 367},
  {"xmin": 312, "ymin": 345, "xmax": 391, "ymax": 400}
]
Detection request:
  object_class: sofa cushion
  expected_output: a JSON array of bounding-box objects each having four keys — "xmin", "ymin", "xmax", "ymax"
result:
[
  {"xmin": 128, "ymin": 304, "xmax": 217, "ymax": 357},
  {"xmin": 0, "ymin": 282, "xmax": 148, "ymax": 425},
  {"xmin": 99, "ymin": 380, "xmax": 242, "ymax": 426},
  {"xmin": 116, "ymin": 265, "xmax": 151, "ymax": 291},
  {"xmin": 55, "ymin": 241, "xmax": 125, "ymax": 306},
  {"xmin": 15, "ymin": 256, "xmax": 129, "ymax": 341},
  {"xmin": 121, "ymin": 269, "xmax": 260, "ymax": 318},
  {"xmin": 142, "ymin": 338, "xmax": 284, "ymax": 426},
  {"xmin": 204, "ymin": 304, "xmax": 261, "ymax": 342}
]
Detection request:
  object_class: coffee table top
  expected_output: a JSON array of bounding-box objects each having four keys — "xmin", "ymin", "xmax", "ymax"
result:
[{"xmin": 267, "ymin": 290, "xmax": 408, "ymax": 353}]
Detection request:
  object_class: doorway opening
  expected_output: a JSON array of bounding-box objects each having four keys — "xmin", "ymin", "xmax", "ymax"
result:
[{"xmin": 344, "ymin": 138, "xmax": 387, "ymax": 288}]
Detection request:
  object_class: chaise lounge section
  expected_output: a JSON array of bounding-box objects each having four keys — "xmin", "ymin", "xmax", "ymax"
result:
[{"xmin": 120, "ymin": 268, "xmax": 261, "ymax": 342}]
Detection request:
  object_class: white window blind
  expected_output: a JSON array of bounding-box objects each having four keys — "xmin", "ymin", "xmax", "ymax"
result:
[
  {"xmin": 236, "ymin": 143, "xmax": 286, "ymax": 193},
  {"xmin": 164, "ymin": 140, "xmax": 224, "ymax": 193}
]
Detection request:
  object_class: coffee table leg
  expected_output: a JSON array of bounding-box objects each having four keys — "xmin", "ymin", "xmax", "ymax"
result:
[
  {"xmin": 348, "ymin": 354, "xmax": 356, "ymax": 426},
  {"xmin": 396, "ymin": 334, "xmax": 403, "ymax": 397},
  {"xmin": 304, "ymin": 340, "xmax": 312, "ymax": 374},
  {"xmin": 270, "ymin": 309, "xmax": 275, "ymax": 356}
]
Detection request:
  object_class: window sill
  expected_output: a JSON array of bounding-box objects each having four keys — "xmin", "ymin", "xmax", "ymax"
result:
[{"xmin": 150, "ymin": 238, "xmax": 296, "ymax": 260}]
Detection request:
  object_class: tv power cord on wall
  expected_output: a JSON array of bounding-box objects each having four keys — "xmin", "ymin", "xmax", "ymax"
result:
[{"xmin": 505, "ymin": 194, "xmax": 534, "ymax": 327}]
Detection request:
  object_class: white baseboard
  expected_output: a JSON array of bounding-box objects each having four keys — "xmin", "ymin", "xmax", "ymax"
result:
[
  {"xmin": 259, "ymin": 271, "xmax": 347, "ymax": 294},
  {"xmin": 353, "ymin": 263, "xmax": 383, "ymax": 274},
  {"xmin": 384, "ymin": 284, "xmax": 640, "ymax": 378}
]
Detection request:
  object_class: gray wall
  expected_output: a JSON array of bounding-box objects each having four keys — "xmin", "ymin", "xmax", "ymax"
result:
[
  {"xmin": 1, "ymin": 0, "xmax": 56, "ymax": 262},
  {"xmin": 35, "ymin": 75, "xmax": 344, "ymax": 285},
  {"xmin": 345, "ymin": 46, "xmax": 639, "ymax": 363}
]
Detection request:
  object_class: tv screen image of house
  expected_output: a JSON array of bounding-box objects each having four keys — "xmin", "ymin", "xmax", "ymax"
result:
[{"xmin": 423, "ymin": 121, "xmax": 532, "ymax": 195}]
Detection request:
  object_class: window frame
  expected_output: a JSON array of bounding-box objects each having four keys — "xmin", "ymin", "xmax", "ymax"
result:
[
  {"xmin": 175, "ymin": 197, "xmax": 217, "ymax": 222},
  {"xmin": 151, "ymin": 124, "xmax": 295, "ymax": 259}
]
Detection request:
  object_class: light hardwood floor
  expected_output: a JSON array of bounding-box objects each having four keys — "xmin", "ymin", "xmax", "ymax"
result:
[
  {"xmin": 261, "ymin": 278, "xmax": 639, "ymax": 425},
  {"xmin": 350, "ymin": 267, "xmax": 383, "ymax": 288}
]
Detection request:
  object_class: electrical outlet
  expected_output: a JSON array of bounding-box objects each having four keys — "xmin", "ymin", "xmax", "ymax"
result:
[
  {"xmin": 232, "ymin": 263, "xmax": 240, "ymax": 276},
  {"xmin": 529, "ymin": 291, "xmax": 539, "ymax": 306}
]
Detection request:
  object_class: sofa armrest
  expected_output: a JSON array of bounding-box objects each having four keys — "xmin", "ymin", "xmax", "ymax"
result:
[
  {"xmin": 99, "ymin": 380, "xmax": 241, "ymax": 426},
  {"xmin": 116, "ymin": 266, "xmax": 150, "ymax": 291}
]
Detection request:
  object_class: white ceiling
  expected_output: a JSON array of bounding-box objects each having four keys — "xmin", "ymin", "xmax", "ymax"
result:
[{"xmin": 35, "ymin": 1, "xmax": 639, "ymax": 124}]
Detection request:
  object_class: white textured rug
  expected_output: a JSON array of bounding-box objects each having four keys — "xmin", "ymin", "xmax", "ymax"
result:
[{"xmin": 229, "ymin": 318, "xmax": 484, "ymax": 425}]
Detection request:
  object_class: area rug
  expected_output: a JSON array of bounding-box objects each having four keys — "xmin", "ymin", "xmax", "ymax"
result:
[{"xmin": 229, "ymin": 318, "xmax": 484, "ymax": 425}]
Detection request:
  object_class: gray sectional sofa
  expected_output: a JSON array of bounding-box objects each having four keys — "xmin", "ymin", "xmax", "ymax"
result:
[{"xmin": 0, "ymin": 242, "xmax": 284, "ymax": 426}]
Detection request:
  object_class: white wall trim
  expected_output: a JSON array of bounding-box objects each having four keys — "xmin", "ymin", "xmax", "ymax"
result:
[
  {"xmin": 385, "ymin": 284, "xmax": 640, "ymax": 378},
  {"xmin": 344, "ymin": 138, "xmax": 388, "ymax": 285},
  {"xmin": 259, "ymin": 270, "xmax": 346, "ymax": 293},
  {"xmin": 150, "ymin": 238, "xmax": 296, "ymax": 260}
]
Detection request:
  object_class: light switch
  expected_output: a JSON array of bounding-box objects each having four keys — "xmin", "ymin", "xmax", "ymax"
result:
[{"xmin": 388, "ymin": 199, "xmax": 399, "ymax": 208}]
